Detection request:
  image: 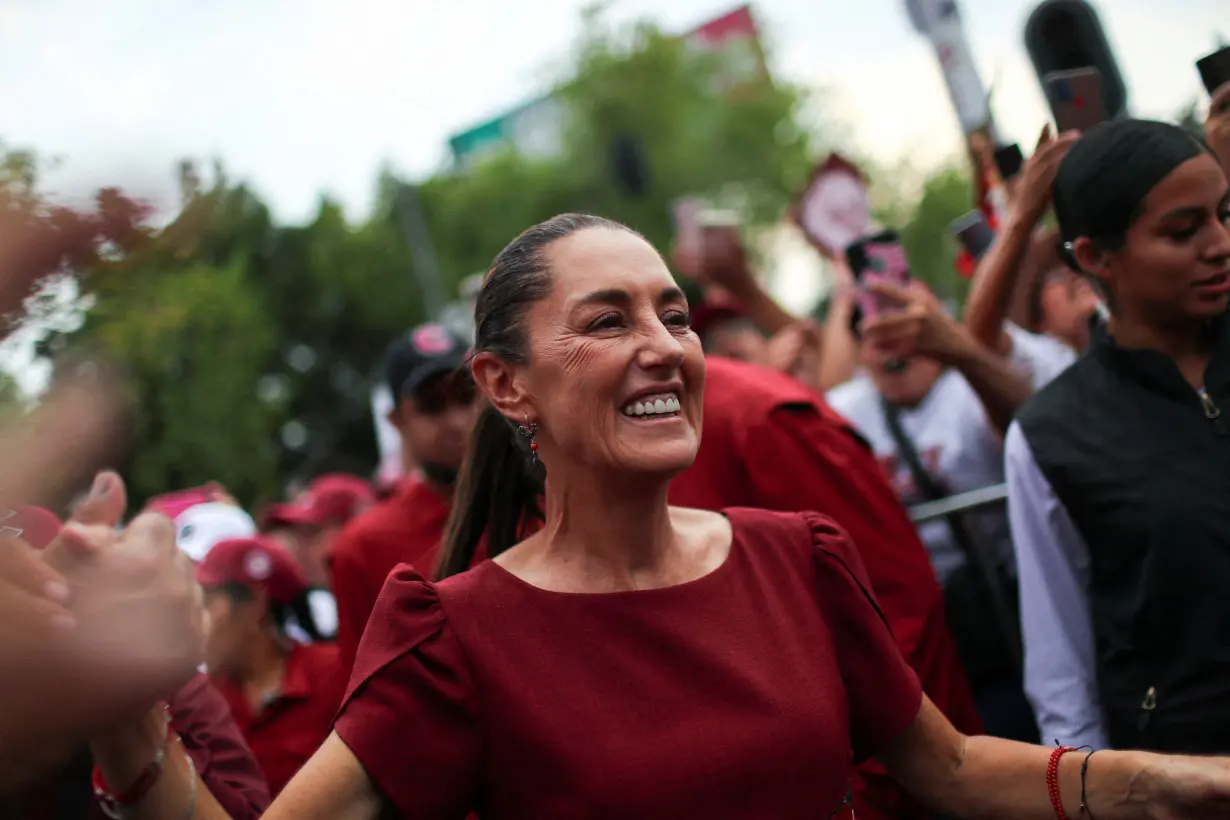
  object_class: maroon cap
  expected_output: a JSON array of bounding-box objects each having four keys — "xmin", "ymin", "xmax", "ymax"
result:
[
  {"xmin": 7, "ymin": 506, "xmax": 64, "ymax": 550},
  {"xmin": 195, "ymin": 535, "xmax": 308, "ymax": 605},
  {"xmin": 262, "ymin": 473, "xmax": 375, "ymax": 530},
  {"xmin": 690, "ymin": 292, "xmax": 749, "ymax": 339}
]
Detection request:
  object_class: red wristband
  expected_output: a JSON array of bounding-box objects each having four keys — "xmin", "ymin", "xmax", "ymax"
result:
[
  {"xmin": 1047, "ymin": 745, "xmax": 1079, "ymax": 820},
  {"xmin": 92, "ymin": 707, "xmax": 172, "ymax": 819}
]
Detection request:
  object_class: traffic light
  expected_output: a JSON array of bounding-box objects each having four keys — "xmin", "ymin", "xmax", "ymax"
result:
[
  {"xmin": 1024, "ymin": 0, "xmax": 1128, "ymax": 119},
  {"xmin": 610, "ymin": 132, "xmax": 649, "ymax": 198}
]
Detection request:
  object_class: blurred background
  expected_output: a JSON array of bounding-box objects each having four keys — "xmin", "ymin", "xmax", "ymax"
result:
[{"xmin": 0, "ymin": 0, "xmax": 1222, "ymax": 508}]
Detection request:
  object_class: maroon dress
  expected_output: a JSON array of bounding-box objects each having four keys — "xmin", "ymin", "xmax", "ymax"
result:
[{"xmin": 334, "ymin": 508, "xmax": 922, "ymax": 819}]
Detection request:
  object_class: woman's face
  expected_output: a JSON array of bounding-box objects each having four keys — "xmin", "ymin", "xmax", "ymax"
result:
[
  {"xmin": 1090, "ymin": 154, "xmax": 1230, "ymax": 325},
  {"xmin": 488, "ymin": 227, "xmax": 705, "ymax": 480}
]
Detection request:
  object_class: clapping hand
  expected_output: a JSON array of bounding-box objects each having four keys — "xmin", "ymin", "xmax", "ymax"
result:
[{"xmin": 44, "ymin": 472, "xmax": 206, "ymax": 721}]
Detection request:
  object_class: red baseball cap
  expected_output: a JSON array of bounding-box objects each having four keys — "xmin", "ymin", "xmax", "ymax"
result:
[
  {"xmin": 195, "ymin": 535, "xmax": 308, "ymax": 605},
  {"xmin": 262, "ymin": 473, "xmax": 375, "ymax": 529},
  {"xmin": 690, "ymin": 291, "xmax": 749, "ymax": 339},
  {"xmin": 7, "ymin": 506, "xmax": 64, "ymax": 550}
]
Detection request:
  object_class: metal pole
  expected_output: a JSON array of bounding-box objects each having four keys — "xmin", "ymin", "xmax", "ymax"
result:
[
  {"xmin": 397, "ymin": 184, "xmax": 448, "ymax": 319},
  {"xmin": 909, "ymin": 483, "xmax": 1008, "ymax": 523}
]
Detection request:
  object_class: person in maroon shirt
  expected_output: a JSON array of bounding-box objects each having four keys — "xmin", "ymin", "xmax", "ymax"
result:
[
  {"xmin": 669, "ymin": 354, "xmax": 982, "ymax": 820},
  {"xmin": 329, "ymin": 322, "xmax": 478, "ymax": 677},
  {"xmin": 250, "ymin": 214, "xmax": 1230, "ymax": 819},
  {"xmin": 199, "ymin": 535, "xmax": 344, "ymax": 797},
  {"xmin": 3, "ymin": 493, "xmax": 269, "ymax": 820},
  {"xmin": 262, "ymin": 474, "xmax": 375, "ymax": 591}
]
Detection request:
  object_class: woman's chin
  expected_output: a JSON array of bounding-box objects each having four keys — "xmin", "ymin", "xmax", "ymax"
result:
[{"xmin": 618, "ymin": 440, "xmax": 699, "ymax": 479}]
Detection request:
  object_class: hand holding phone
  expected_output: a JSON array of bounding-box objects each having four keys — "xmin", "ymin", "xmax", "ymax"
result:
[
  {"xmin": 846, "ymin": 230, "xmax": 911, "ymax": 320},
  {"xmin": 1045, "ymin": 68, "xmax": 1107, "ymax": 133}
]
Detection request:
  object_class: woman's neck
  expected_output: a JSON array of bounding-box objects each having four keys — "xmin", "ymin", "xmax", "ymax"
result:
[
  {"xmin": 240, "ymin": 634, "xmax": 289, "ymax": 714},
  {"xmin": 1107, "ymin": 314, "xmax": 1213, "ymax": 386},
  {"xmin": 535, "ymin": 467, "xmax": 679, "ymax": 591}
]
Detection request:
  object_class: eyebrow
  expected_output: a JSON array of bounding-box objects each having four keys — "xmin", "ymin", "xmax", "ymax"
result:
[
  {"xmin": 572, "ymin": 285, "xmax": 687, "ymax": 310},
  {"xmin": 1159, "ymin": 191, "xmax": 1230, "ymax": 222}
]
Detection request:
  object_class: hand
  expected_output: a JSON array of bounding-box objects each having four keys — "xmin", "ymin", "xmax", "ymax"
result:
[
  {"xmin": 0, "ymin": 532, "xmax": 74, "ymax": 653},
  {"xmin": 1011, "ymin": 125, "xmax": 1081, "ymax": 225},
  {"xmin": 1206, "ymin": 83, "xmax": 1230, "ymax": 173},
  {"xmin": 45, "ymin": 472, "xmax": 206, "ymax": 713},
  {"xmin": 860, "ymin": 279, "xmax": 970, "ymax": 363},
  {"xmin": 669, "ymin": 237, "xmax": 704, "ymax": 282},
  {"xmin": 699, "ymin": 225, "xmax": 757, "ymax": 299},
  {"xmin": 765, "ymin": 321, "xmax": 819, "ymax": 375},
  {"xmin": 1134, "ymin": 752, "xmax": 1230, "ymax": 820}
]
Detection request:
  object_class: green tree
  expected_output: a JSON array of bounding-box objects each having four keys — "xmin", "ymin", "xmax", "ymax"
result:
[
  {"xmin": 895, "ymin": 164, "xmax": 975, "ymax": 303},
  {"xmin": 27, "ymin": 6, "xmax": 829, "ymax": 507}
]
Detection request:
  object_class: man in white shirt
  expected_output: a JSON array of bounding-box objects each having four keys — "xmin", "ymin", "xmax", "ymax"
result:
[{"xmin": 826, "ymin": 276, "xmax": 1075, "ymax": 740}]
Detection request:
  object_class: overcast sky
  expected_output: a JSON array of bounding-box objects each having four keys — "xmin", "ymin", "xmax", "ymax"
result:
[{"xmin": 0, "ymin": 0, "xmax": 1225, "ymax": 225}]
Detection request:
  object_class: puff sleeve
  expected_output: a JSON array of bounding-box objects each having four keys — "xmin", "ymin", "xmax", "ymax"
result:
[
  {"xmin": 332, "ymin": 566, "xmax": 482, "ymax": 819},
  {"xmin": 806, "ymin": 513, "xmax": 924, "ymax": 761}
]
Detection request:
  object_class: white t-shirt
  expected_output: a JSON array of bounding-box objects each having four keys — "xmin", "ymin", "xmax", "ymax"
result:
[{"xmin": 826, "ymin": 325, "xmax": 1075, "ymax": 583}]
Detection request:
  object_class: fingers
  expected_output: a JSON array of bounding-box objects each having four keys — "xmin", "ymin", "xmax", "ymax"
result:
[
  {"xmin": 1211, "ymin": 82, "xmax": 1230, "ymax": 116},
  {"xmin": 863, "ymin": 277, "xmax": 913, "ymax": 303},
  {"xmin": 122, "ymin": 512, "xmax": 177, "ymax": 557},
  {"xmin": 41, "ymin": 520, "xmax": 121, "ymax": 576},
  {"xmin": 69, "ymin": 471, "xmax": 127, "ymax": 529},
  {"xmin": 0, "ymin": 374, "xmax": 125, "ymax": 511},
  {"xmin": 1035, "ymin": 123, "xmax": 1052, "ymax": 150},
  {"xmin": 0, "ymin": 534, "xmax": 72, "ymax": 607}
]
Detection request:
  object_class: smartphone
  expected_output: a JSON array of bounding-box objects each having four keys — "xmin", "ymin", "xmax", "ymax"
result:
[
  {"xmin": 1044, "ymin": 68, "xmax": 1107, "ymax": 133},
  {"xmin": 950, "ymin": 211, "xmax": 997, "ymax": 261},
  {"xmin": 1197, "ymin": 46, "xmax": 1230, "ymax": 97},
  {"xmin": 846, "ymin": 230, "xmax": 911, "ymax": 319},
  {"xmin": 993, "ymin": 143, "xmax": 1024, "ymax": 183}
]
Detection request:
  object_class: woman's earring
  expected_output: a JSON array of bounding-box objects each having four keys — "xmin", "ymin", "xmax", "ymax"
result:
[{"xmin": 517, "ymin": 414, "xmax": 540, "ymax": 464}]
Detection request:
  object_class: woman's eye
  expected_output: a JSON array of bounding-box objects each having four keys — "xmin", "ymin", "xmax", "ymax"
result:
[
  {"xmin": 664, "ymin": 310, "xmax": 691, "ymax": 327},
  {"xmin": 1170, "ymin": 224, "xmax": 1200, "ymax": 241},
  {"xmin": 588, "ymin": 313, "xmax": 623, "ymax": 331}
]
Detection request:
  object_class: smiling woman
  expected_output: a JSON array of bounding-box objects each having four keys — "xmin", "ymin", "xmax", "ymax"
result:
[
  {"xmin": 1007, "ymin": 118, "xmax": 1230, "ymax": 755},
  {"xmin": 253, "ymin": 211, "xmax": 1230, "ymax": 820}
]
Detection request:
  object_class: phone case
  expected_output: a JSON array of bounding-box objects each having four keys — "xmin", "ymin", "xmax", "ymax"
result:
[
  {"xmin": 1197, "ymin": 46, "xmax": 1230, "ymax": 96},
  {"xmin": 1046, "ymin": 69, "xmax": 1106, "ymax": 132}
]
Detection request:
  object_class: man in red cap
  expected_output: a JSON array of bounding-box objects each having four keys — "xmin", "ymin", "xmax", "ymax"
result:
[
  {"xmin": 262, "ymin": 474, "xmax": 375, "ymax": 641},
  {"xmin": 198, "ymin": 535, "xmax": 344, "ymax": 798},
  {"xmin": 329, "ymin": 322, "xmax": 479, "ymax": 677}
]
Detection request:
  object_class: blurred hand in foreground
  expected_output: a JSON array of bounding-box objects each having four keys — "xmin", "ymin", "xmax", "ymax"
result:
[{"xmin": 45, "ymin": 472, "xmax": 206, "ymax": 717}]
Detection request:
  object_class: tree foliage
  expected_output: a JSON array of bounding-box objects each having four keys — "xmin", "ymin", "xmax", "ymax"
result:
[{"xmin": 5, "ymin": 8, "xmax": 979, "ymax": 508}]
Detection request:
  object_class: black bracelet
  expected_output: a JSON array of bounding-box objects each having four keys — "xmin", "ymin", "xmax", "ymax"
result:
[{"xmin": 1078, "ymin": 746, "xmax": 1098, "ymax": 819}]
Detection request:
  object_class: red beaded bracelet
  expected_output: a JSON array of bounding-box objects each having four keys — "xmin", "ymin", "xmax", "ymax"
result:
[
  {"xmin": 1047, "ymin": 745, "xmax": 1080, "ymax": 820},
  {"xmin": 92, "ymin": 707, "xmax": 172, "ymax": 819}
]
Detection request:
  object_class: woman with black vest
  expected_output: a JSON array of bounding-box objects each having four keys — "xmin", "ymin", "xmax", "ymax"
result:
[{"xmin": 1006, "ymin": 116, "xmax": 1230, "ymax": 754}]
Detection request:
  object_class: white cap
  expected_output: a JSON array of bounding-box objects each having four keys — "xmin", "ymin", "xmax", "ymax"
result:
[{"xmin": 173, "ymin": 501, "xmax": 258, "ymax": 563}]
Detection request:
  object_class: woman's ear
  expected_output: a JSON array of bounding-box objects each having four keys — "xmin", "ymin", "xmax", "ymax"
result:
[
  {"xmin": 471, "ymin": 352, "xmax": 531, "ymax": 421},
  {"xmin": 1070, "ymin": 237, "xmax": 1114, "ymax": 294}
]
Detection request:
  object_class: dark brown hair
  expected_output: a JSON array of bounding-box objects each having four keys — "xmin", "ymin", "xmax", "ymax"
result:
[{"xmin": 436, "ymin": 213, "xmax": 637, "ymax": 580}]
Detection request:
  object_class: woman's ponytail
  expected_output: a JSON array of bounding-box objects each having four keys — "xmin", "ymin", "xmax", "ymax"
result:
[{"xmin": 437, "ymin": 403, "xmax": 543, "ymax": 580}]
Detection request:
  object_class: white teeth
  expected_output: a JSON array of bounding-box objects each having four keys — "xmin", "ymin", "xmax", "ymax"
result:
[{"xmin": 622, "ymin": 394, "xmax": 682, "ymax": 417}]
